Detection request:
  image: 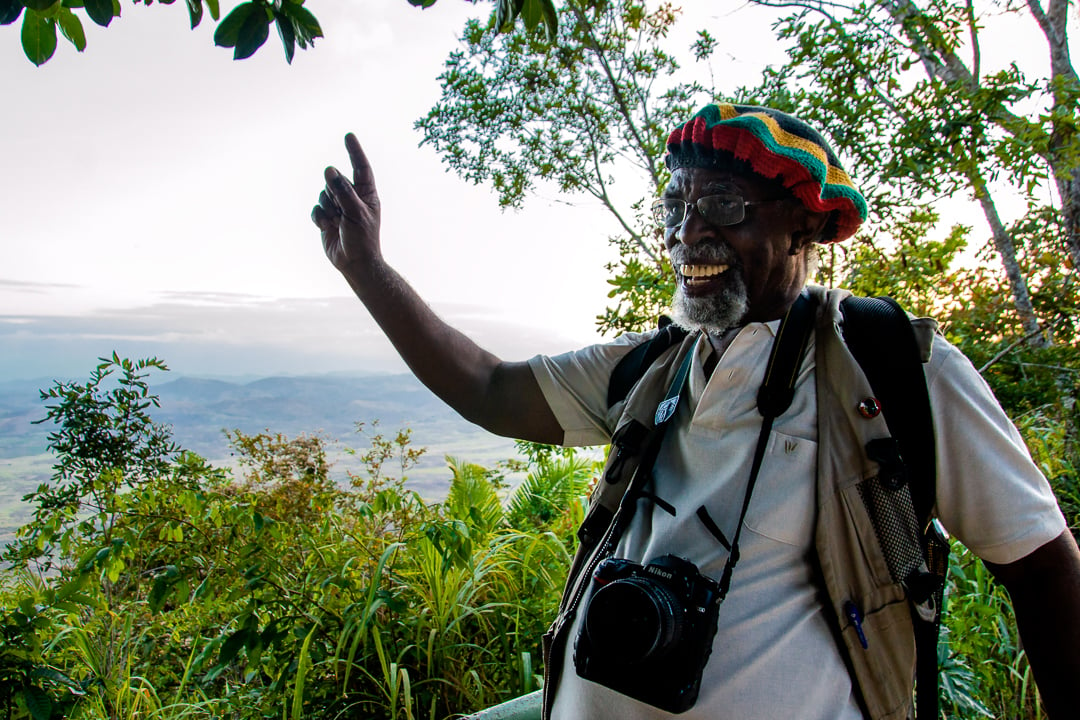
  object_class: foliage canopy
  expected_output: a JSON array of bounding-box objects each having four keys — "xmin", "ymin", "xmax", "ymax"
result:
[{"xmin": 1, "ymin": 0, "xmax": 559, "ymax": 66}]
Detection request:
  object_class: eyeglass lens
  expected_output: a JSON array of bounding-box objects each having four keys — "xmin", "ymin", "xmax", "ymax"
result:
[{"xmin": 651, "ymin": 194, "xmax": 746, "ymax": 228}]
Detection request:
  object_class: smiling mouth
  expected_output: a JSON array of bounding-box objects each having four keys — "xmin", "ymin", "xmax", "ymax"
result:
[{"xmin": 679, "ymin": 263, "xmax": 729, "ymax": 287}]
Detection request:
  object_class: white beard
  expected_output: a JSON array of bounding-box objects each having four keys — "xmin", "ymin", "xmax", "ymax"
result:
[
  {"xmin": 669, "ymin": 281, "xmax": 748, "ymax": 334},
  {"xmin": 668, "ymin": 242, "xmax": 748, "ymax": 334}
]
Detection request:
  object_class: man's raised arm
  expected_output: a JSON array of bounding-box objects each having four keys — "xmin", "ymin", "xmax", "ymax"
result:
[{"xmin": 310, "ymin": 133, "xmax": 562, "ymax": 444}]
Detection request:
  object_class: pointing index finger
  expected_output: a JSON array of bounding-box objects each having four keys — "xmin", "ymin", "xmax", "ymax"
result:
[{"xmin": 345, "ymin": 133, "xmax": 375, "ymax": 196}]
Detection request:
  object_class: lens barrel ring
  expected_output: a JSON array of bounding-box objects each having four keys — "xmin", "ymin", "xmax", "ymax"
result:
[{"xmin": 584, "ymin": 576, "xmax": 686, "ymax": 664}]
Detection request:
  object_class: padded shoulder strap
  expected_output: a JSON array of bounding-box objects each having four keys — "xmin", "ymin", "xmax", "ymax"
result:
[
  {"xmin": 841, "ymin": 295, "xmax": 941, "ymax": 720},
  {"xmin": 840, "ymin": 296, "xmax": 936, "ymax": 523}
]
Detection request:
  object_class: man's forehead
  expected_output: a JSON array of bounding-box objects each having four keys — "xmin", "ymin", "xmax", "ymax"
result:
[{"xmin": 663, "ymin": 167, "xmax": 774, "ymax": 197}]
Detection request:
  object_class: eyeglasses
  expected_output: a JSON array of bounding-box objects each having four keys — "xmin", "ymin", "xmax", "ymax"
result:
[{"xmin": 650, "ymin": 194, "xmax": 783, "ymax": 228}]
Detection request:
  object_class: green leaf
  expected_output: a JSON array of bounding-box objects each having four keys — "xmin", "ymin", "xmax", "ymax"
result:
[
  {"xmin": 24, "ymin": 0, "xmax": 58, "ymax": 11},
  {"xmin": 0, "ymin": 0, "xmax": 24, "ymax": 26},
  {"xmin": 280, "ymin": 2, "xmax": 319, "ymax": 47},
  {"xmin": 185, "ymin": 0, "xmax": 201, "ymax": 29},
  {"xmin": 213, "ymin": 0, "xmax": 252, "ymax": 48},
  {"xmin": 274, "ymin": 10, "xmax": 295, "ymax": 64},
  {"xmin": 233, "ymin": 3, "xmax": 269, "ymax": 59},
  {"xmin": 56, "ymin": 573, "xmax": 89, "ymax": 601},
  {"xmin": 540, "ymin": 0, "xmax": 557, "ymax": 40},
  {"xmin": 148, "ymin": 576, "xmax": 170, "ymax": 613},
  {"xmin": 193, "ymin": 577, "xmax": 212, "ymax": 601},
  {"xmin": 30, "ymin": 666, "xmax": 81, "ymax": 691},
  {"xmin": 521, "ymin": 0, "xmax": 541, "ymax": 31},
  {"xmin": 21, "ymin": 10, "xmax": 56, "ymax": 66},
  {"xmin": 21, "ymin": 686, "xmax": 52, "ymax": 720},
  {"xmin": 75, "ymin": 546, "xmax": 99, "ymax": 572},
  {"xmin": 204, "ymin": 0, "xmax": 216, "ymax": 19},
  {"xmin": 56, "ymin": 6, "xmax": 84, "ymax": 51},
  {"xmin": 82, "ymin": 0, "xmax": 111, "ymax": 26},
  {"xmin": 219, "ymin": 628, "xmax": 249, "ymax": 665},
  {"xmin": 291, "ymin": 625, "xmax": 318, "ymax": 720},
  {"xmin": 494, "ymin": 0, "xmax": 512, "ymax": 32}
]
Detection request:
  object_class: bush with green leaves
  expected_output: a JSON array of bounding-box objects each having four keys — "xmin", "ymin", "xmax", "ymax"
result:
[
  {"xmin": 5, "ymin": 354, "xmax": 1076, "ymax": 718},
  {"xmin": 0, "ymin": 356, "xmax": 598, "ymax": 720}
]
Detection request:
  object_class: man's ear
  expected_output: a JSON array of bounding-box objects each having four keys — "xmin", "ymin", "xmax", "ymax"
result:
[{"xmin": 790, "ymin": 206, "xmax": 831, "ymax": 253}]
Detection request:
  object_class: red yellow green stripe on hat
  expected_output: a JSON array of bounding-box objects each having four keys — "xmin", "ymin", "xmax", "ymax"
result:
[{"xmin": 665, "ymin": 103, "xmax": 868, "ymax": 242}]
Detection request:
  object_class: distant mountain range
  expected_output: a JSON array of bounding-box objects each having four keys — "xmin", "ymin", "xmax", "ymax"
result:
[{"xmin": 0, "ymin": 373, "xmax": 527, "ymax": 537}]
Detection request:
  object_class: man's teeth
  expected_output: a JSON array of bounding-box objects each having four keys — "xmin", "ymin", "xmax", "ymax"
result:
[{"xmin": 680, "ymin": 264, "xmax": 728, "ymax": 278}]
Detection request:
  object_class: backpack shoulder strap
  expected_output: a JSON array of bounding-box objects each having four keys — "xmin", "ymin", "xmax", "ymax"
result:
[
  {"xmin": 839, "ymin": 295, "xmax": 943, "ymax": 720},
  {"xmin": 607, "ymin": 318, "xmax": 689, "ymax": 409},
  {"xmin": 839, "ymin": 296, "xmax": 936, "ymax": 521}
]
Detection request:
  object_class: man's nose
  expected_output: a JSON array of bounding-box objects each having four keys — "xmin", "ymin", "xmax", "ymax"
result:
[{"xmin": 674, "ymin": 204, "xmax": 713, "ymax": 246}]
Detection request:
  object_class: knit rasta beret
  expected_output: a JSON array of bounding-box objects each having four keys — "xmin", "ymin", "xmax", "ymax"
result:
[{"xmin": 664, "ymin": 103, "xmax": 868, "ymax": 242}]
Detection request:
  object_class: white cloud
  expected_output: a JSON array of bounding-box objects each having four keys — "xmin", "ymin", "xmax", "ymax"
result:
[
  {"xmin": 0, "ymin": 0, "xmax": 795, "ymax": 386},
  {"xmin": 0, "ymin": 294, "xmax": 596, "ymax": 380}
]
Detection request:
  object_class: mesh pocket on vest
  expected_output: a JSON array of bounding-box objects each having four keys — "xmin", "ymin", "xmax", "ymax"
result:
[{"xmin": 857, "ymin": 476, "xmax": 924, "ymax": 585}]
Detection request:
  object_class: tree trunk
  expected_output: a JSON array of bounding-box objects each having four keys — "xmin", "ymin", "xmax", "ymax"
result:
[
  {"xmin": 749, "ymin": 0, "xmax": 1075, "ymax": 321},
  {"xmin": 1063, "ymin": 170, "xmax": 1080, "ymax": 272},
  {"xmin": 972, "ymin": 178, "xmax": 1049, "ymax": 346},
  {"xmin": 890, "ymin": 0, "xmax": 1080, "ymax": 273},
  {"xmin": 1024, "ymin": 0, "xmax": 1080, "ymax": 270},
  {"xmin": 1055, "ymin": 167, "xmax": 1080, "ymax": 273}
]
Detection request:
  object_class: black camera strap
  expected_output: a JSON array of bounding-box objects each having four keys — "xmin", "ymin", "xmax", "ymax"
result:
[
  {"xmin": 688, "ymin": 292, "xmax": 816, "ymax": 602},
  {"xmin": 567, "ymin": 294, "xmax": 817, "ymax": 715}
]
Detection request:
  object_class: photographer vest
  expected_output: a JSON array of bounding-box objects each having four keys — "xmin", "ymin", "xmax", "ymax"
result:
[{"xmin": 541, "ymin": 287, "xmax": 945, "ymax": 720}]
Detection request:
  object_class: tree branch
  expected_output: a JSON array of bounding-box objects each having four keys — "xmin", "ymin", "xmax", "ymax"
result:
[
  {"xmin": 1023, "ymin": 0, "xmax": 1055, "ymax": 46},
  {"xmin": 569, "ymin": 1, "xmax": 662, "ymax": 189},
  {"xmin": 978, "ymin": 315, "xmax": 1065, "ymax": 373},
  {"xmin": 584, "ymin": 125, "xmax": 658, "ymax": 262},
  {"xmin": 965, "ymin": 0, "xmax": 980, "ymax": 83},
  {"xmin": 750, "ymin": 0, "xmax": 846, "ymax": 25}
]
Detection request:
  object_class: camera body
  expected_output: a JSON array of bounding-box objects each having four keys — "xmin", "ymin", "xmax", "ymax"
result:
[{"xmin": 574, "ymin": 554, "xmax": 721, "ymax": 713}]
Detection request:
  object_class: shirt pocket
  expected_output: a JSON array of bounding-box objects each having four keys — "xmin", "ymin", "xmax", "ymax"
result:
[{"xmin": 743, "ymin": 431, "xmax": 817, "ymax": 547}]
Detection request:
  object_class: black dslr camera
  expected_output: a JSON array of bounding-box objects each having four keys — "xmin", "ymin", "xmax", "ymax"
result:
[{"xmin": 573, "ymin": 554, "xmax": 721, "ymax": 713}]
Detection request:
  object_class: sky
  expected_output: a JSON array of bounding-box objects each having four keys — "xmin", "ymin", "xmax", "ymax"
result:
[
  {"xmin": 0, "ymin": 1, "xmax": 1068, "ymax": 383},
  {"xmin": 0, "ymin": 0, "xmax": 786, "ymax": 382}
]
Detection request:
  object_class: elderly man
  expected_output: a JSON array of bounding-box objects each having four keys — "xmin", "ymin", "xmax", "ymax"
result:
[{"xmin": 312, "ymin": 104, "xmax": 1080, "ymax": 719}]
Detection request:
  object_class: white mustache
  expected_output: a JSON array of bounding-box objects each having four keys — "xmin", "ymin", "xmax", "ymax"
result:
[{"xmin": 669, "ymin": 245, "xmax": 737, "ymax": 273}]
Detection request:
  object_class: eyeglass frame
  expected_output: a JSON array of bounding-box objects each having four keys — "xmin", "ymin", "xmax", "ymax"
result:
[{"xmin": 650, "ymin": 194, "xmax": 787, "ymax": 229}]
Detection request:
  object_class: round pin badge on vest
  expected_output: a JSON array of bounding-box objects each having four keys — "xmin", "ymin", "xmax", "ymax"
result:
[{"xmin": 857, "ymin": 398, "xmax": 882, "ymax": 418}]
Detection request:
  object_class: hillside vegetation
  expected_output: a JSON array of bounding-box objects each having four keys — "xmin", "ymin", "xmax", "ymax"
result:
[
  {"xmin": 1, "ymin": 356, "xmax": 596, "ymax": 719},
  {"xmin": 0, "ymin": 347, "xmax": 1076, "ymax": 719}
]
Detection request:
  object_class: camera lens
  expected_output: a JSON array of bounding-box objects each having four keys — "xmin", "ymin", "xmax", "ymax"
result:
[{"xmin": 584, "ymin": 577, "xmax": 685, "ymax": 664}]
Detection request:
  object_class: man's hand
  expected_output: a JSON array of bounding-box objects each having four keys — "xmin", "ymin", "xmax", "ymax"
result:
[
  {"xmin": 311, "ymin": 133, "xmax": 382, "ymax": 282},
  {"xmin": 306, "ymin": 133, "xmax": 562, "ymax": 444}
]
